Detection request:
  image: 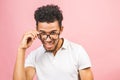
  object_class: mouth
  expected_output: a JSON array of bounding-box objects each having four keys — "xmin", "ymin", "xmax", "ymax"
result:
[
  {"xmin": 44, "ymin": 43, "xmax": 54, "ymax": 49},
  {"xmin": 41, "ymin": 39, "xmax": 59, "ymax": 52},
  {"xmin": 43, "ymin": 41, "xmax": 55, "ymax": 49}
]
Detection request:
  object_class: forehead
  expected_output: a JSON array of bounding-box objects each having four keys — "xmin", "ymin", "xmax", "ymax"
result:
[{"xmin": 37, "ymin": 21, "xmax": 60, "ymax": 32}]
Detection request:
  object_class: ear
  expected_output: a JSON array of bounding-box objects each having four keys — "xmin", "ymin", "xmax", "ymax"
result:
[
  {"xmin": 60, "ymin": 26, "xmax": 64, "ymax": 34},
  {"xmin": 36, "ymin": 26, "xmax": 38, "ymax": 30}
]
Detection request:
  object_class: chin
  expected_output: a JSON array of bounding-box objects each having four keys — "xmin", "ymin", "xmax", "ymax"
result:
[
  {"xmin": 43, "ymin": 39, "xmax": 59, "ymax": 52},
  {"xmin": 44, "ymin": 46, "xmax": 55, "ymax": 52},
  {"xmin": 46, "ymin": 49, "xmax": 55, "ymax": 52}
]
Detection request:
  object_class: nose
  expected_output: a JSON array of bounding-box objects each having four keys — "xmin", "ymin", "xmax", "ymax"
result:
[{"xmin": 45, "ymin": 35, "xmax": 51, "ymax": 42}]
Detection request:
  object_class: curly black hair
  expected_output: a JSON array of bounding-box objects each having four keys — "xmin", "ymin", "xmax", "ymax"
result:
[{"xmin": 34, "ymin": 4, "xmax": 63, "ymax": 28}]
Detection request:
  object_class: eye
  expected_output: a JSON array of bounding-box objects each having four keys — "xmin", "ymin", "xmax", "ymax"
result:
[
  {"xmin": 40, "ymin": 32, "xmax": 46, "ymax": 35},
  {"xmin": 50, "ymin": 31, "xmax": 56, "ymax": 35}
]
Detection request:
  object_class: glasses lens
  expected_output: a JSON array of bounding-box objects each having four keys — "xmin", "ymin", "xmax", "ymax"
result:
[
  {"xmin": 38, "ymin": 32, "xmax": 60, "ymax": 40},
  {"xmin": 50, "ymin": 34, "xmax": 58, "ymax": 39}
]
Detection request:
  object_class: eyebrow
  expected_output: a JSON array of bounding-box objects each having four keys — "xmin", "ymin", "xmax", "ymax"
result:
[{"xmin": 38, "ymin": 30, "xmax": 58, "ymax": 33}]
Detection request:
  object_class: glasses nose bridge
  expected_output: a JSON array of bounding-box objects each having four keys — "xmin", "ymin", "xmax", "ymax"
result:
[{"xmin": 45, "ymin": 34, "xmax": 51, "ymax": 40}]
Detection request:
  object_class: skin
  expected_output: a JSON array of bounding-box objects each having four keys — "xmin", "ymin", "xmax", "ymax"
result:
[
  {"xmin": 37, "ymin": 21, "xmax": 63, "ymax": 55},
  {"xmin": 13, "ymin": 20, "xmax": 94, "ymax": 80}
]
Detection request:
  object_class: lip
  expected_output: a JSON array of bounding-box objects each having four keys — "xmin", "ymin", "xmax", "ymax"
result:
[
  {"xmin": 44, "ymin": 43, "xmax": 54, "ymax": 49},
  {"xmin": 42, "ymin": 40, "xmax": 56, "ymax": 49}
]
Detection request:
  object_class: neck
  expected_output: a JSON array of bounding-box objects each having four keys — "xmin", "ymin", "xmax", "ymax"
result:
[{"xmin": 53, "ymin": 38, "xmax": 63, "ymax": 56}]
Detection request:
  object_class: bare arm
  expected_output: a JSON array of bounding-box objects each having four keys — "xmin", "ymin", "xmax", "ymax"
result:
[
  {"xmin": 13, "ymin": 30, "xmax": 39, "ymax": 80},
  {"xmin": 13, "ymin": 48, "xmax": 26, "ymax": 80},
  {"xmin": 79, "ymin": 68, "xmax": 94, "ymax": 80},
  {"xmin": 25, "ymin": 67, "xmax": 36, "ymax": 80}
]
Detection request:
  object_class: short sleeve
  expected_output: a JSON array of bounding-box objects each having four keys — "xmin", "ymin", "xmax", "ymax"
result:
[
  {"xmin": 25, "ymin": 51, "xmax": 36, "ymax": 68},
  {"xmin": 78, "ymin": 46, "xmax": 92, "ymax": 70}
]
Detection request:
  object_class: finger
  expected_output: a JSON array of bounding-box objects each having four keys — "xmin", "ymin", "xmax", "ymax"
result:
[
  {"xmin": 25, "ymin": 31, "xmax": 36, "ymax": 39},
  {"xmin": 31, "ymin": 30, "xmax": 39, "ymax": 37},
  {"xmin": 32, "ymin": 30, "xmax": 39, "ymax": 39}
]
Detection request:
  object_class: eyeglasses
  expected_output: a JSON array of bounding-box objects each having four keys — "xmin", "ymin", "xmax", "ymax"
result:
[{"xmin": 38, "ymin": 31, "xmax": 60, "ymax": 40}]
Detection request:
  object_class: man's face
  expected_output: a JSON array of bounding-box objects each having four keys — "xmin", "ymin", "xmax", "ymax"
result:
[{"xmin": 37, "ymin": 21, "xmax": 63, "ymax": 52}]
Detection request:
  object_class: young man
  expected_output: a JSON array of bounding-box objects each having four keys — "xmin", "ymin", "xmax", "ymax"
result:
[{"xmin": 13, "ymin": 4, "xmax": 94, "ymax": 80}]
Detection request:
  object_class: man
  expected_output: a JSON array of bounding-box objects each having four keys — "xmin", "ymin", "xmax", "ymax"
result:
[{"xmin": 13, "ymin": 4, "xmax": 94, "ymax": 80}]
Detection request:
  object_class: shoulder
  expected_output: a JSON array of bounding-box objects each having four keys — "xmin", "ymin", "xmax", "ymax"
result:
[
  {"xmin": 28, "ymin": 45, "xmax": 45, "ymax": 56},
  {"xmin": 64, "ymin": 39, "xmax": 91, "ymax": 69},
  {"xmin": 64, "ymin": 39, "xmax": 85, "ymax": 52},
  {"xmin": 64, "ymin": 39, "xmax": 89, "ymax": 58}
]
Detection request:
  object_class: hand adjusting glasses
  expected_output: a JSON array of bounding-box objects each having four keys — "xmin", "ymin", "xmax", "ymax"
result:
[{"xmin": 37, "ymin": 31, "xmax": 60, "ymax": 40}]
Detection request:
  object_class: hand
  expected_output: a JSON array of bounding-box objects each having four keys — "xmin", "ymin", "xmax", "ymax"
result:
[{"xmin": 19, "ymin": 30, "xmax": 39, "ymax": 50}]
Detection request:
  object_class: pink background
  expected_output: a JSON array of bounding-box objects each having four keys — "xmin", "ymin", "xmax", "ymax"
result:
[{"xmin": 0, "ymin": 0, "xmax": 120, "ymax": 80}]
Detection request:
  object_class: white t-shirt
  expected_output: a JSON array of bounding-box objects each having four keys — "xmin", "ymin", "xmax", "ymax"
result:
[{"xmin": 25, "ymin": 39, "xmax": 91, "ymax": 80}]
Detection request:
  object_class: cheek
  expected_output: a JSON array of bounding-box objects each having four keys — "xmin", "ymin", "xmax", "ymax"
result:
[
  {"xmin": 54, "ymin": 39, "xmax": 59, "ymax": 46},
  {"xmin": 41, "ymin": 39, "xmax": 57, "ymax": 44},
  {"xmin": 40, "ymin": 39, "xmax": 44, "ymax": 43}
]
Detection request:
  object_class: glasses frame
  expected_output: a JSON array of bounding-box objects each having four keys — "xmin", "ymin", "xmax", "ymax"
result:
[{"xmin": 37, "ymin": 31, "xmax": 60, "ymax": 40}]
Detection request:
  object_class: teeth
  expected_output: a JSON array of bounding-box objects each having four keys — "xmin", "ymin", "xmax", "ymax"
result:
[
  {"xmin": 46, "ymin": 43, "xmax": 52, "ymax": 45},
  {"xmin": 44, "ymin": 41, "xmax": 54, "ymax": 48},
  {"xmin": 45, "ymin": 43, "xmax": 53, "ymax": 46},
  {"xmin": 45, "ymin": 42, "xmax": 54, "ymax": 45}
]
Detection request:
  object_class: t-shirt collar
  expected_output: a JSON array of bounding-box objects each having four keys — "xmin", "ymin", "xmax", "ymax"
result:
[{"xmin": 41, "ymin": 38, "xmax": 69, "ymax": 53}]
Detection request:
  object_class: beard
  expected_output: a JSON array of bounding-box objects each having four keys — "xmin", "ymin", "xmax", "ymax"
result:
[{"xmin": 41, "ymin": 38, "xmax": 59, "ymax": 52}]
